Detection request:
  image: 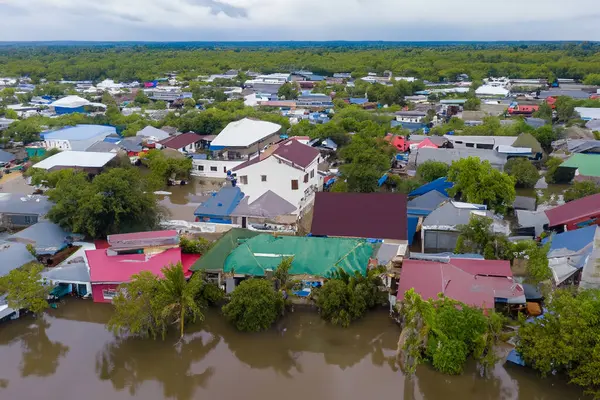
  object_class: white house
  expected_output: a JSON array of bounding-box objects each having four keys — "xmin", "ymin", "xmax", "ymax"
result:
[
  {"xmin": 193, "ymin": 118, "xmax": 282, "ymax": 179},
  {"xmin": 42, "ymin": 125, "xmax": 117, "ymax": 151},
  {"xmin": 395, "ymin": 111, "xmax": 427, "ymax": 123},
  {"xmin": 231, "ymin": 138, "xmax": 322, "ymax": 213}
]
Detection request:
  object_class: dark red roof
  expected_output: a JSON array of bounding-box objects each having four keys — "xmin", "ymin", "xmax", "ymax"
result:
[
  {"xmin": 545, "ymin": 193, "xmax": 600, "ymax": 227},
  {"xmin": 449, "ymin": 258, "xmax": 512, "ymax": 277},
  {"xmin": 397, "ymin": 260, "xmax": 524, "ymax": 308},
  {"xmin": 231, "ymin": 155, "xmax": 262, "ymax": 172},
  {"xmin": 87, "ymin": 247, "xmax": 186, "ymax": 283},
  {"xmin": 311, "ymin": 192, "xmax": 407, "ymax": 240},
  {"xmin": 273, "ymin": 139, "xmax": 320, "ymax": 168},
  {"xmin": 159, "ymin": 132, "xmax": 202, "ymax": 150}
]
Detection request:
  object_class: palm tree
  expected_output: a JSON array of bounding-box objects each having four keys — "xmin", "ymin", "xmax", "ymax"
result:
[{"xmin": 159, "ymin": 263, "xmax": 204, "ymax": 339}]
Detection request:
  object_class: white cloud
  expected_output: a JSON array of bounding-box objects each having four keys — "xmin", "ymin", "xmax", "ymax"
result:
[{"xmin": 0, "ymin": 0, "xmax": 599, "ymax": 40}]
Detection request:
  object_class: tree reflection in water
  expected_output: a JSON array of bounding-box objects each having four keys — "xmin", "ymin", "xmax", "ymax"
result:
[
  {"xmin": 95, "ymin": 332, "xmax": 220, "ymax": 400},
  {"xmin": 19, "ymin": 319, "xmax": 69, "ymax": 377}
]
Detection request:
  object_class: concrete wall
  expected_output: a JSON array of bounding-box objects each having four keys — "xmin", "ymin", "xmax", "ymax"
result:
[
  {"xmin": 234, "ymin": 155, "xmax": 322, "ymax": 212},
  {"xmin": 192, "ymin": 159, "xmax": 243, "ymax": 179}
]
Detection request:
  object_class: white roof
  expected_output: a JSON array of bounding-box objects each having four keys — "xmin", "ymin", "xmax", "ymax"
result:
[
  {"xmin": 136, "ymin": 126, "xmax": 170, "ymax": 141},
  {"xmin": 496, "ymin": 145, "xmax": 532, "ymax": 154},
  {"xmin": 210, "ymin": 118, "xmax": 282, "ymax": 148},
  {"xmin": 444, "ymin": 135, "xmax": 518, "ymax": 147},
  {"xmin": 33, "ymin": 151, "xmax": 116, "ymax": 170},
  {"xmin": 575, "ymin": 107, "xmax": 600, "ymax": 120},
  {"xmin": 51, "ymin": 95, "xmax": 91, "ymax": 108},
  {"xmin": 475, "ymin": 85, "xmax": 510, "ymax": 96}
]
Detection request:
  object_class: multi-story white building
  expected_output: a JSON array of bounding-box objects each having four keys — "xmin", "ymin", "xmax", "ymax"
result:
[
  {"xmin": 192, "ymin": 118, "xmax": 283, "ymax": 179},
  {"xmin": 231, "ymin": 138, "xmax": 323, "ymax": 213}
]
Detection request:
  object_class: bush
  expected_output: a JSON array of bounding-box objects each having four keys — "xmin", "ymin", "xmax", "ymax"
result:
[
  {"xmin": 180, "ymin": 236, "xmax": 212, "ymax": 254},
  {"xmin": 316, "ymin": 267, "xmax": 387, "ymax": 327},
  {"xmin": 417, "ymin": 161, "xmax": 449, "ymax": 183},
  {"xmin": 504, "ymin": 158, "xmax": 539, "ymax": 188},
  {"xmin": 545, "ymin": 157, "xmax": 575, "ymax": 184},
  {"xmin": 222, "ymin": 279, "xmax": 283, "ymax": 332},
  {"xmin": 564, "ymin": 181, "xmax": 600, "ymax": 202}
]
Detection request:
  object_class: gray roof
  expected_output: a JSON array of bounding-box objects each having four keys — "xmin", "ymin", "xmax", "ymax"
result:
[
  {"xmin": 0, "ymin": 149, "xmax": 15, "ymax": 163},
  {"xmin": 423, "ymin": 201, "xmax": 509, "ymax": 234},
  {"xmin": 415, "ymin": 147, "xmax": 508, "ymax": 170},
  {"xmin": 119, "ymin": 137, "xmax": 143, "ymax": 152},
  {"xmin": 136, "ymin": 126, "xmax": 170, "ymax": 141},
  {"xmin": 567, "ymin": 139, "xmax": 600, "ymax": 154},
  {"xmin": 408, "ymin": 190, "xmax": 448, "ymax": 212},
  {"xmin": 444, "ymin": 135, "xmax": 518, "ymax": 147},
  {"xmin": 230, "ymin": 190, "xmax": 297, "ymax": 218},
  {"xmin": 513, "ymin": 196, "xmax": 537, "ymax": 211},
  {"xmin": 516, "ymin": 210, "xmax": 549, "ymax": 237},
  {"xmin": 0, "ymin": 241, "xmax": 36, "ymax": 277},
  {"xmin": 8, "ymin": 221, "xmax": 72, "ymax": 255},
  {"xmin": 408, "ymin": 135, "xmax": 448, "ymax": 146},
  {"xmin": 42, "ymin": 261, "xmax": 90, "ymax": 283},
  {"xmin": 0, "ymin": 193, "xmax": 52, "ymax": 216},
  {"xmin": 375, "ymin": 243, "xmax": 400, "ymax": 265},
  {"xmin": 85, "ymin": 141, "xmax": 119, "ymax": 153},
  {"xmin": 538, "ymin": 90, "xmax": 591, "ymax": 100},
  {"xmin": 525, "ymin": 118, "xmax": 547, "ymax": 129},
  {"xmin": 586, "ymin": 120, "xmax": 600, "ymax": 131}
]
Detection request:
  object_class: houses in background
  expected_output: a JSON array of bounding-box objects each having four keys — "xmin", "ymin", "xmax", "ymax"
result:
[
  {"xmin": 0, "ymin": 193, "xmax": 52, "ymax": 229},
  {"xmin": 42, "ymin": 125, "xmax": 116, "ymax": 151}
]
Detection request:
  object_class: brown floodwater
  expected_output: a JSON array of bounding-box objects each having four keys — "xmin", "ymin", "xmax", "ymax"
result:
[{"xmin": 0, "ymin": 300, "xmax": 589, "ymax": 400}]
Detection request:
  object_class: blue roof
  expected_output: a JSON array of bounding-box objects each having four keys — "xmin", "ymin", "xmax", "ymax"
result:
[
  {"xmin": 349, "ymin": 98, "xmax": 368, "ymax": 105},
  {"xmin": 547, "ymin": 225, "xmax": 597, "ymax": 253},
  {"xmin": 407, "ymin": 216, "xmax": 419, "ymax": 245},
  {"xmin": 42, "ymin": 125, "xmax": 116, "ymax": 141},
  {"xmin": 409, "ymin": 177, "xmax": 453, "ymax": 197},
  {"xmin": 194, "ymin": 187, "xmax": 244, "ymax": 218},
  {"xmin": 0, "ymin": 149, "xmax": 15, "ymax": 163},
  {"xmin": 506, "ymin": 349, "xmax": 526, "ymax": 366}
]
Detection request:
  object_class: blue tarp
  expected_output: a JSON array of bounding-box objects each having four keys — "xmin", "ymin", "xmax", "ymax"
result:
[
  {"xmin": 544, "ymin": 225, "xmax": 597, "ymax": 253},
  {"xmin": 407, "ymin": 216, "xmax": 419, "ymax": 245},
  {"xmin": 409, "ymin": 177, "xmax": 453, "ymax": 197},
  {"xmin": 378, "ymin": 174, "xmax": 388, "ymax": 187},
  {"xmin": 55, "ymin": 106, "xmax": 85, "ymax": 115},
  {"xmin": 506, "ymin": 350, "xmax": 526, "ymax": 366}
]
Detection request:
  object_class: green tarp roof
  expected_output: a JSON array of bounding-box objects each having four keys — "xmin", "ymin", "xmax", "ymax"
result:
[
  {"xmin": 190, "ymin": 228, "xmax": 260, "ymax": 272},
  {"xmin": 223, "ymin": 235, "xmax": 374, "ymax": 277},
  {"xmin": 561, "ymin": 153, "xmax": 600, "ymax": 178}
]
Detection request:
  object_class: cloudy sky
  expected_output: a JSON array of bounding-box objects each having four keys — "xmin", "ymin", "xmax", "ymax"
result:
[{"xmin": 0, "ymin": 0, "xmax": 599, "ymax": 41}]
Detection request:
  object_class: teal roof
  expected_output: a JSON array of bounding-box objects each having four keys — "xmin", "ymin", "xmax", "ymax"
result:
[
  {"xmin": 561, "ymin": 154, "xmax": 600, "ymax": 177},
  {"xmin": 224, "ymin": 235, "xmax": 374, "ymax": 277}
]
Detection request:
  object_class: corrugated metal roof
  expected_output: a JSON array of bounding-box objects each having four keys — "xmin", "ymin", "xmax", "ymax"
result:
[
  {"xmin": 7, "ymin": 221, "xmax": 71, "ymax": 255},
  {"xmin": 0, "ymin": 241, "xmax": 36, "ymax": 277},
  {"xmin": 560, "ymin": 153, "xmax": 600, "ymax": 177},
  {"xmin": 194, "ymin": 187, "xmax": 244, "ymax": 218},
  {"xmin": 545, "ymin": 193, "xmax": 600, "ymax": 227},
  {"xmin": 0, "ymin": 193, "xmax": 52, "ymax": 215},
  {"xmin": 159, "ymin": 132, "xmax": 202, "ymax": 150}
]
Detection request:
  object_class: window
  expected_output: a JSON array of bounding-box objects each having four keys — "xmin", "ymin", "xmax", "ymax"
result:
[
  {"xmin": 310, "ymin": 169, "xmax": 315, "ymax": 178},
  {"xmin": 304, "ymin": 173, "xmax": 309, "ymax": 183},
  {"xmin": 261, "ymin": 175, "xmax": 267, "ymax": 182},
  {"xmin": 291, "ymin": 180, "xmax": 299, "ymax": 190},
  {"xmin": 103, "ymin": 289, "xmax": 118, "ymax": 300},
  {"xmin": 223, "ymin": 167, "xmax": 227, "ymax": 173},
  {"xmin": 198, "ymin": 165, "xmax": 204, "ymax": 171},
  {"xmin": 466, "ymin": 143, "xmax": 474, "ymax": 148},
  {"xmin": 240, "ymin": 175, "xmax": 248, "ymax": 185},
  {"xmin": 210, "ymin": 166, "xmax": 218, "ymax": 172}
]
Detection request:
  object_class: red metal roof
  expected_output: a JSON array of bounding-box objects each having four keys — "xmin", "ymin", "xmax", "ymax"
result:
[
  {"xmin": 449, "ymin": 258, "xmax": 512, "ymax": 277},
  {"xmin": 87, "ymin": 247, "xmax": 186, "ymax": 283},
  {"xmin": 385, "ymin": 135, "xmax": 410, "ymax": 152},
  {"xmin": 397, "ymin": 260, "xmax": 524, "ymax": 308},
  {"xmin": 545, "ymin": 193, "xmax": 600, "ymax": 227},
  {"xmin": 416, "ymin": 138, "xmax": 439, "ymax": 149},
  {"xmin": 159, "ymin": 132, "xmax": 202, "ymax": 150},
  {"xmin": 107, "ymin": 230, "xmax": 178, "ymax": 245},
  {"xmin": 273, "ymin": 139, "xmax": 320, "ymax": 168},
  {"xmin": 311, "ymin": 192, "xmax": 408, "ymax": 240}
]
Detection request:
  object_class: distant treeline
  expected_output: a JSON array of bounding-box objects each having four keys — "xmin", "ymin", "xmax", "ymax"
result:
[{"xmin": 1, "ymin": 42, "xmax": 600, "ymax": 84}]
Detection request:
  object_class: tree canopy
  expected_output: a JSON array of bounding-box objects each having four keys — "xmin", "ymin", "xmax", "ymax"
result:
[
  {"xmin": 0, "ymin": 263, "xmax": 51, "ymax": 315},
  {"xmin": 222, "ymin": 279, "xmax": 284, "ymax": 332},
  {"xmin": 517, "ymin": 288, "xmax": 600, "ymax": 397},
  {"xmin": 447, "ymin": 157, "xmax": 516, "ymax": 214},
  {"xmin": 564, "ymin": 181, "xmax": 600, "ymax": 202},
  {"xmin": 44, "ymin": 168, "xmax": 163, "ymax": 239},
  {"xmin": 416, "ymin": 160, "xmax": 449, "ymax": 183},
  {"xmin": 504, "ymin": 158, "xmax": 539, "ymax": 189}
]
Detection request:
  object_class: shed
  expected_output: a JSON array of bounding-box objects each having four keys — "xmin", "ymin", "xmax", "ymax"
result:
[
  {"xmin": 194, "ymin": 187, "xmax": 245, "ymax": 224},
  {"xmin": 560, "ymin": 153, "xmax": 600, "ymax": 178}
]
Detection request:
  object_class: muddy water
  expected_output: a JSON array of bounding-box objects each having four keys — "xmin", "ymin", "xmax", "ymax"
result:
[{"xmin": 0, "ymin": 301, "xmax": 589, "ymax": 400}]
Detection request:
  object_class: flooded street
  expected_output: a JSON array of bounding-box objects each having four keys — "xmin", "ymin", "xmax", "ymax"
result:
[{"xmin": 0, "ymin": 300, "xmax": 589, "ymax": 400}]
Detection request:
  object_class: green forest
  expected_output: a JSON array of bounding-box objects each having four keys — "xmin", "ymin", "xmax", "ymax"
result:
[{"xmin": 1, "ymin": 42, "xmax": 600, "ymax": 83}]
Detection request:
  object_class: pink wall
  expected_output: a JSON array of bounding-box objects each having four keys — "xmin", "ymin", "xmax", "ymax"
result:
[{"xmin": 91, "ymin": 283, "xmax": 118, "ymax": 303}]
